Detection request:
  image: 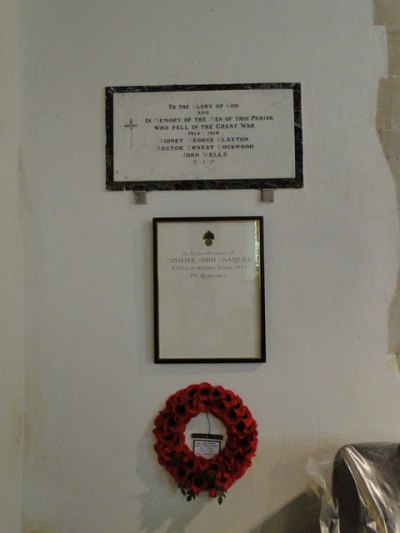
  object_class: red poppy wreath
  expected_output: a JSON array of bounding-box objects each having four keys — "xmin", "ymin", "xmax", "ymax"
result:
[{"xmin": 153, "ymin": 383, "xmax": 258, "ymax": 504}]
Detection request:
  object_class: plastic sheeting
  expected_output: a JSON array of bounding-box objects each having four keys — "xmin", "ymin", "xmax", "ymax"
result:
[{"xmin": 307, "ymin": 443, "xmax": 400, "ymax": 533}]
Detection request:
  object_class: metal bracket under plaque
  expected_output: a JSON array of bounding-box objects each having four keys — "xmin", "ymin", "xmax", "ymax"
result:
[
  {"xmin": 261, "ymin": 189, "xmax": 274, "ymax": 203},
  {"xmin": 133, "ymin": 190, "xmax": 147, "ymax": 204}
]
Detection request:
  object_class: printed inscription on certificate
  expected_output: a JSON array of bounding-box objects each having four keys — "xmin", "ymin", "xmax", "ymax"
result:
[
  {"xmin": 154, "ymin": 217, "xmax": 266, "ymax": 362},
  {"xmin": 106, "ymin": 84, "xmax": 302, "ymax": 190}
]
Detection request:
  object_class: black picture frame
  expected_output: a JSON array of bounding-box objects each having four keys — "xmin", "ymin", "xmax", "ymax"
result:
[{"xmin": 153, "ymin": 216, "xmax": 266, "ymax": 364}]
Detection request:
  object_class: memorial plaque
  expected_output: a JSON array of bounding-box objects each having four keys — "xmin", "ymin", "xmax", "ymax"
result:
[
  {"xmin": 153, "ymin": 216, "xmax": 266, "ymax": 363},
  {"xmin": 105, "ymin": 83, "xmax": 302, "ymax": 191}
]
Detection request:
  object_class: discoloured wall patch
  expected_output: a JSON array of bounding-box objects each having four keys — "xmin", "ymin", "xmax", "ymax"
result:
[
  {"xmin": 385, "ymin": 353, "xmax": 400, "ymax": 375},
  {"xmin": 21, "ymin": 516, "xmax": 52, "ymax": 533},
  {"xmin": 23, "ymin": 363, "xmax": 44, "ymax": 475},
  {"xmin": 374, "ymin": 0, "xmax": 400, "ymax": 361}
]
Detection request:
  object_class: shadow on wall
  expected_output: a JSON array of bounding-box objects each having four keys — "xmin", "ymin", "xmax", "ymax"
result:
[
  {"xmin": 249, "ymin": 493, "xmax": 320, "ymax": 533},
  {"xmin": 135, "ymin": 419, "xmax": 207, "ymax": 533},
  {"xmin": 135, "ymin": 418, "xmax": 320, "ymax": 532}
]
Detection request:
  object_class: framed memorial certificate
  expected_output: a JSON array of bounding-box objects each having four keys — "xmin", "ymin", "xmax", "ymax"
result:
[{"xmin": 153, "ymin": 217, "xmax": 266, "ymax": 363}]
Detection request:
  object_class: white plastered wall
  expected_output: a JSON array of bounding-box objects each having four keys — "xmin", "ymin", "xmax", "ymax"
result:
[
  {"xmin": 16, "ymin": 1, "xmax": 400, "ymax": 532},
  {"xmin": 0, "ymin": 0, "xmax": 24, "ymax": 531}
]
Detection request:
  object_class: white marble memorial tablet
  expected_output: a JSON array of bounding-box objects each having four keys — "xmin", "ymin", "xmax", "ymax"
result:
[{"xmin": 106, "ymin": 83, "xmax": 302, "ymax": 191}]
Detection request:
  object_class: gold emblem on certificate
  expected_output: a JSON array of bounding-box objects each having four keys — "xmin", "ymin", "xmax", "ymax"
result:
[{"xmin": 203, "ymin": 230, "xmax": 214, "ymax": 247}]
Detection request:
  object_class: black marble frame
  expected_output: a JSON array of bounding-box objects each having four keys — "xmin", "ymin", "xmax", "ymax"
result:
[{"xmin": 105, "ymin": 83, "xmax": 303, "ymax": 191}]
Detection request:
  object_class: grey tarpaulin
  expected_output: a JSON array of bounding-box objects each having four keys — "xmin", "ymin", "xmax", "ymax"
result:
[{"xmin": 307, "ymin": 443, "xmax": 400, "ymax": 533}]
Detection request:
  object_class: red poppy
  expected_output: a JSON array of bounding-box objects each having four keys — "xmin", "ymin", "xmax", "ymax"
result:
[
  {"xmin": 214, "ymin": 470, "xmax": 234, "ymax": 491},
  {"xmin": 153, "ymin": 383, "xmax": 258, "ymax": 502}
]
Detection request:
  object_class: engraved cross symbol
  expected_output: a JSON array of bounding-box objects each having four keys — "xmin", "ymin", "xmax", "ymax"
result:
[{"xmin": 124, "ymin": 118, "xmax": 138, "ymax": 149}]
